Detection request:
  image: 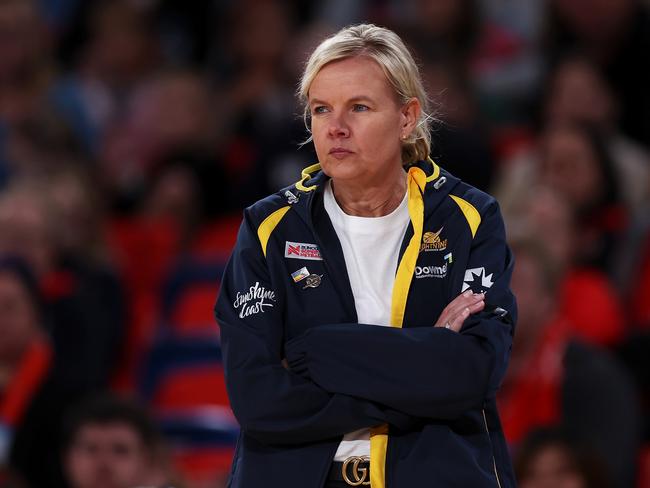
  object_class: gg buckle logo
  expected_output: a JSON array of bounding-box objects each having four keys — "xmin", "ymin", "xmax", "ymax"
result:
[{"xmin": 342, "ymin": 456, "xmax": 370, "ymax": 486}]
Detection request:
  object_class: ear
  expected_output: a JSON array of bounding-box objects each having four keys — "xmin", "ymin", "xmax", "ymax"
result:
[{"xmin": 400, "ymin": 98, "xmax": 421, "ymax": 136}]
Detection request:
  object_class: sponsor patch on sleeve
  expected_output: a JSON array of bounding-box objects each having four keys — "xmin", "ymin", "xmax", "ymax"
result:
[{"xmin": 284, "ymin": 241, "xmax": 323, "ymax": 261}]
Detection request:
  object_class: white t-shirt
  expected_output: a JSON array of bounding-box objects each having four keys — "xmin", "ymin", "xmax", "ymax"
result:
[{"xmin": 323, "ymin": 180, "xmax": 409, "ymax": 461}]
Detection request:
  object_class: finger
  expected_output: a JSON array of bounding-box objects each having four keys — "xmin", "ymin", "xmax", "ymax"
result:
[
  {"xmin": 437, "ymin": 299, "xmax": 485, "ymax": 331},
  {"xmin": 441, "ymin": 291, "xmax": 484, "ymax": 322},
  {"xmin": 467, "ymin": 299, "xmax": 485, "ymax": 314},
  {"xmin": 445, "ymin": 306, "xmax": 470, "ymax": 332}
]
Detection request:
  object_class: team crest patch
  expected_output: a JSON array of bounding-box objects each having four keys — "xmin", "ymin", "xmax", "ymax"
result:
[
  {"xmin": 420, "ymin": 227, "xmax": 447, "ymax": 252},
  {"xmin": 284, "ymin": 241, "xmax": 323, "ymax": 261}
]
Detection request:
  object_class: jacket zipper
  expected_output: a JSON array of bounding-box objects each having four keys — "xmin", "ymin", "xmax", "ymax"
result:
[{"xmin": 482, "ymin": 409, "xmax": 503, "ymax": 488}]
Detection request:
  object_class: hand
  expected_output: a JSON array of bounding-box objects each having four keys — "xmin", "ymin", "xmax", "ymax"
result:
[{"xmin": 434, "ymin": 290, "xmax": 485, "ymax": 332}]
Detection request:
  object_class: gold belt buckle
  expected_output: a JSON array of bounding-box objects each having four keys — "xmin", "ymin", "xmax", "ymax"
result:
[{"xmin": 342, "ymin": 456, "xmax": 370, "ymax": 486}]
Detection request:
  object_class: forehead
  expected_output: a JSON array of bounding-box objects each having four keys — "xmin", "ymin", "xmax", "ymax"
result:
[
  {"xmin": 75, "ymin": 422, "xmax": 143, "ymax": 445},
  {"xmin": 308, "ymin": 56, "xmax": 395, "ymax": 101}
]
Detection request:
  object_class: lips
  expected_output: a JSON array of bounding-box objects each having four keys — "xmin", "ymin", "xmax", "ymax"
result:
[{"xmin": 328, "ymin": 147, "xmax": 353, "ymax": 157}]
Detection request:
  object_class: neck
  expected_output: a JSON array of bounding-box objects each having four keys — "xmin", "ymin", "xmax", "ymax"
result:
[{"xmin": 331, "ymin": 169, "xmax": 407, "ymax": 217}]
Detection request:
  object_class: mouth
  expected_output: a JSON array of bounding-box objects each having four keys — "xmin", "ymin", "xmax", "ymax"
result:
[{"xmin": 328, "ymin": 147, "xmax": 353, "ymax": 158}]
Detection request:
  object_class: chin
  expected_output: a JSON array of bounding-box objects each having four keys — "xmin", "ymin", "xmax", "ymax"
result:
[
  {"xmin": 320, "ymin": 159, "xmax": 363, "ymax": 182},
  {"xmin": 320, "ymin": 150, "xmax": 361, "ymax": 170}
]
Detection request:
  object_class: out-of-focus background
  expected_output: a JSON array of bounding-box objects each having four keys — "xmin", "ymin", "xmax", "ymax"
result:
[{"xmin": 0, "ymin": 0, "xmax": 648, "ymax": 487}]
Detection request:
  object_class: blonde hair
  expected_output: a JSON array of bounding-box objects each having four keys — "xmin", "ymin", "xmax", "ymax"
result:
[{"xmin": 299, "ymin": 24, "xmax": 432, "ymax": 165}]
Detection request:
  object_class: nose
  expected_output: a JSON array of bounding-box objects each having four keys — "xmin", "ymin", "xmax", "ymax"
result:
[{"xmin": 327, "ymin": 113, "xmax": 350, "ymax": 138}]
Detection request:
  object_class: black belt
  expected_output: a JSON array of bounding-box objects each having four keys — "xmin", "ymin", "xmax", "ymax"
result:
[{"xmin": 328, "ymin": 456, "xmax": 371, "ymax": 486}]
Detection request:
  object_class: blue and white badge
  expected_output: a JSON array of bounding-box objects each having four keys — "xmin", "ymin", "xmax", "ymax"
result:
[{"xmin": 291, "ymin": 266, "xmax": 310, "ymax": 283}]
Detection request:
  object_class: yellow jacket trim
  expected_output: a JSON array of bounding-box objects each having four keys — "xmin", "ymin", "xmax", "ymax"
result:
[
  {"xmin": 369, "ymin": 424, "xmax": 389, "ymax": 488},
  {"xmin": 370, "ymin": 166, "xmax": 427, "ymax": 488},
  {"xmin": 295, "ymin": 163, "xmax": 321, "ymax": 192},
  {"xmin": 257, "ymin": 206, "xmax": 291, "ymax": 257},
  {"xmin": 450, "ymin": 195, "xmax": 481, "ymax": 238},
  {"xmin": 425, "ymin": 157, "xmax": 440, "ymax": 182}
]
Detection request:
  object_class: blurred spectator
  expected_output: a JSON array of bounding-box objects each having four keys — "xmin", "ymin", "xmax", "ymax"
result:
[
  {"xmin": 471, "ymin": 0, "xmax": 545, "ymax": 128},
  {"xmin": 0, "ymin": 0, "xmax": 52, "ymax": 126},
  {"xmin": 51, "ymin": 0, "xmax": 161, "ymax": 154},
  {"xmin": 63, "ymin": 394, "xmax": 174, "ymax": 488},
  {"xmin": 2, "ymin": 110, "xmax": 86, "ymax": 186},
  {"xmin": 505, "ymin": 185, "xmax": 625, "ymax": 347},
  {"xmin": 207, "ymin": 0, "xmax": 311, "ymax": 208},
  {"xmin": 545, "ymin": 0, "xmax": 650, "ymax": 148},
  {"xmin": 0, "ymin": 180, "xmax": 125, "ymax": 390},
  {"xmin": 543, "ymin": 55, "xmax": 650, "ymax": 212},
  {"xmin": 497, "ymin": 122, "xmax": 628, "ymax": 278},
  {"xmin": 101, "ymin": 70, "xmax": 219, "ymax": 213},
  {"xmin": 47, "ymin": 165, "xmax": 107, "ymax": 260},
  {"xmin": 514, "ymin": 428, "xmax": 611, "ymax": 488},
  {"xmin": 0, "ymin": 257, "xmax": 51, "ymax": 483},
  {"xmin": 141, "ymin": 149, "xmax": 230, "ymax": 246},
  {"xmin": 422, "ymin": 57, "xmax": 495, "ymax": 192},
  {"xmin": 538, "ymin": 123, "xmax": 627, "ymax": 273},
  {"xmin": 0, "ymin": 255, "xmax": 86, "ymax": 487},
  {"xmin": 398, "ymin": 0, "xmax": 480, "ymax": 62},
  {"xmin": 499, "ymin": 239, "xmax": 640, "ymax": 487},
  {"xmin": 0, "ymin": 0, "xmax": 69, "ymax": 185}
]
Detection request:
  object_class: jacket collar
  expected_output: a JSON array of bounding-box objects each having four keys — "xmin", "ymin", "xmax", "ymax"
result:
[{"xmin": 289, "ymin": 157, "xmax": 460, "ymax": 224}]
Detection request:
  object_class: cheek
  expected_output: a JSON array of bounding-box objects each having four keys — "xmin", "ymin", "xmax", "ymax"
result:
[
  {"xmin": 67, "ymin": 451, "xmax": 94, "ymax": 478},
  {"xmin": 310, "ymin": 119, "xmax": 329, "ymax": 155},
  {"xmin": 356, "ymin": 118, "xmax": 400, "ymax": 154}
]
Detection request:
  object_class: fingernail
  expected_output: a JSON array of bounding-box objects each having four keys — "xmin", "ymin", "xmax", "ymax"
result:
[
  {"xmin": 464, "ymin": 290, "xmax": 472, "ymax": 297},
  {"xmin": 464, "ymin": 307, "xmax": 470, "ymax": 315}
]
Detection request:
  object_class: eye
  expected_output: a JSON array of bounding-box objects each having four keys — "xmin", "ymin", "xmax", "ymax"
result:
[
  {"xmin": 352, "ymin": 104, "xmax": 369, "ymax": 112},
  {"xmin": 312, "ymin": 105, "xmax": 329, "ymax": 115}
]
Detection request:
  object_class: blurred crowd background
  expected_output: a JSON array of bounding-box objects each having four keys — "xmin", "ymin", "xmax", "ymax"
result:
[{"xmin": 0, "ymin": 0, "xmax": 649, "ymax": 487}]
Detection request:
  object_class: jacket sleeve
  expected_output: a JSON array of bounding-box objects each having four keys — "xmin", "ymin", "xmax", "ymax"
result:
[
  {"xmin": 214, "ymin": 210, "xmax": 418, "ymax": 445},
  {"xmin": 285, "ymin": 201, "xmax": 516, "ymax": 419}
]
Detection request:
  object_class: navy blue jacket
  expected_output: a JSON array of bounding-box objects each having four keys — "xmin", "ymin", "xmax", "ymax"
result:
[{"xmin": 214, "ymin": 159, "xmax": 517, "ymax": 487}]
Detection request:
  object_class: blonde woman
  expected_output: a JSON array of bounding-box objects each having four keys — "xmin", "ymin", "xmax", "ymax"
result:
[{"xmin": 215, "ymin": 24, "xmax": 516, "ymax": 488}]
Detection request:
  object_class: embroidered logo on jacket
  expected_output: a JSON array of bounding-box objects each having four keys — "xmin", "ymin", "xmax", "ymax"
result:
[
  {"xmin": 420, "ymin": 227, "xmax": 447, "ymax": 252},
  {"xmin": 284, "ymin": 241, "xmax": 323, "ymax": 261},
  {"xmin": 462, "ymin": 267, "xmax": 494, "ymax": 292},
  {"xmin": 284, "ymin": 190, "xmax": 299, "ymax": 204},
  {"xmin": 233, "ymin": 282, "xmax": 276, "ymax": 318}
]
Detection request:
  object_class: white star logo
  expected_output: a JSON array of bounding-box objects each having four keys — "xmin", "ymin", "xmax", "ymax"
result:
[{"xmin": 462, "ymin": 267, "xmax": 494, "ymax": 292}]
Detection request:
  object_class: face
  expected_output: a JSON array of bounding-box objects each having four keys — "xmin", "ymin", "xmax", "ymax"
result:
[
  {"xmin": 520, "ymin": 445, "xmax": 586, "ymax": 488},
  {"xmin": 522, "ymin": 186, "xmax": 574, "ymax": 269},
  {"xmin": 308, "ymin": 56, "xmax": 419, "ymax": 187},
  {"xmin": 546, "ymin": 60, "xmax": 614, "ymax": 127},
  {"xmin": 65, "ymin": 423, "xmax": 151, "ymax": 488},
  {"xmin": 0, "ymin": 194, "xmax": 54, "ymax": 276},
  {"xmin": 540, "ymin": 129, "xmax": 602, "ymax": 210}
]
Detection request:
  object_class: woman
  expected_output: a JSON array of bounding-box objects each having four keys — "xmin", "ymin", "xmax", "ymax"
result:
[{"xmin": 215, "ymin": 24, "xmax": 516, "ymax": 488}]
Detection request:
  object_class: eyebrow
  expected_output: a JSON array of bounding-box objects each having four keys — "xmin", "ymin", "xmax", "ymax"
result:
[{"xmin": 309, "ymin": 96, "xmax": 375, "ymax": 106}]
